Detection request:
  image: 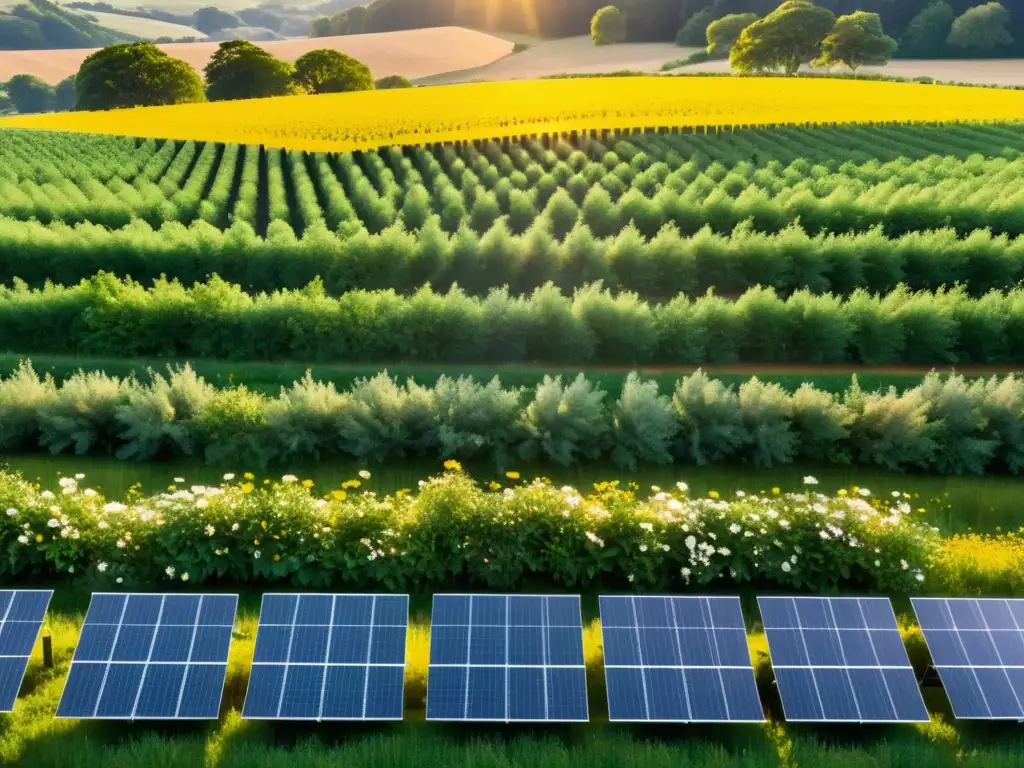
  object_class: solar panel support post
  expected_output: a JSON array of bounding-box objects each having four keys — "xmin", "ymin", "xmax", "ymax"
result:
[{"xmin": 42, "ymin": 635, "xmax": 53, "ymax": 669}]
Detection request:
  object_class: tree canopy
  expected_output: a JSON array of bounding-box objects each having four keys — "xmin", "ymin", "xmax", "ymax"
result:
[
  {"xmin": 54, "ymin": 76, "xmax": 76, "ymax": 111},
  {"xmin": 591, "ymin": 5, "xmax": 626, "ymax": 45},
  {"xmin": 706, "ymin": 13, "xmax": 757, "ymax": 57},
  {"xmin": 75, "ymin": 42, "xmax": 205, "ymax": 111},
  {"xmin": 292, "ymin": 49, "xmax": 374, "ymax": 94},
  {"xmin": 815, "ymin": 11, "xmax": 898, "ymax": 70},
  {"xmin": 204, "ymin": 40, "xmax": 296, "ymax": 102},
  {"xmin": 730, "ymin": 0, "xmax": 836, "ymax": 75},
  {"xmin": 5, "ymin": 73, "xmax": 55, "ymax": 114},
  {"xmin": 191, "ymin": 6, "xmax": 243, "ymax": 34},
  {"xmin": 900, "ymin": 1, "xmax": 955, "ymax": 58},
  {"xmin": 947, "ymin": 2, "xmax": 1013, "ymax": 52},
  {"xmin": 375, "ymin": 74, "xmax": 412, "ymax": 89},
  {"xmin": 676, "ymin": 7, "xmax": 715, "ymax": 46}
]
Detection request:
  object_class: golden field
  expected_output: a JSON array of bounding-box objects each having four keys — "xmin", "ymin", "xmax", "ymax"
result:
[{"xmin": 4, "ymin": 76, "xmax": 1024, "ymax": 153}]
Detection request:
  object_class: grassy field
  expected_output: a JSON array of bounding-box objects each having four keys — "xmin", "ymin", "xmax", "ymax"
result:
[
  {"xmin": 6, "ymin": 77, "xmax": 1024, "ymax": 152},
  {"xmin": 73, "ymin": 9, "xmax": 206, "ymax": 40},
  {"xmin": 4, "ymin": 589, "xmax": 1024, "ymax": 767}
]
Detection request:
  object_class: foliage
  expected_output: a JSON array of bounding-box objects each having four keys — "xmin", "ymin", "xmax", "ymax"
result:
[
  {"xmin": 591, "ymin": 5, "xmax": 626, "ymax": 45},
  {"xmin": 291, "ymin": 49, "xmax": 374, "ymax": 94},
  {"xmin": 204, "ymin": 40, "xmax": 296, "ymax": 102},
  {"xmin": 191, "ymin": 6, "xmax": 243, "ymax": 34},
  {"xmin": 730, "ymin": 0, "xmax": 836, "ymax": 75},
  {"xmin": 9, "ymin": 76, "xmax": 1024, "ymax": 152},
  {"xmin": 706, "ymin": 13, "xmax": 757, "ymax": 57},
  {"xmin": 0, "ymin": 0, "xmax": 128, "ymax": 51},
  {"xmin": 375, "ymin": 75, "xmax": 411, "ymax": 89},
  {"xmin": 54, "ymin": 76, "xmax": 75, "ymax": 111},
  {"xmin": 5, "ymin": 73, "xmax": 54, "ymax": 114},
  {"xmin": 2, "ymin": 364, "xmax": 1024, "ymax": 475},
  {"xmin": 930, "ymin": 531, "xmax": 1024, "ymax": 595},
  {"xmin": 74, "ymin": 42, "xmax": 206, "ymax": 111},
  {"xmin": 814, "ymin": 11, "xmax": 898, "ymax": 71},
  {"xmin": 0, "ymin": 467, "xmax": 938, "ymax": 593},
  {"xmin": 947, "ymin": 2, "xmax": 1013, "ymax": 52},
  {"xmin": 900, "ymin": 1, "xmax": 955, "ymax": 58},
  {"xmin": 676, "ymin": 8, "xmax": 715, "ymax": 47}
]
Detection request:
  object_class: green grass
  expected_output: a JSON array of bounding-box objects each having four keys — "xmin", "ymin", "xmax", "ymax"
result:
[
  {"xmin": 0, "ymin": 354, "xmax": 982, "ymax": 397},
  {"xmin": 5, "ymin": 590, "xmax": 1024, "ymax": 767}
]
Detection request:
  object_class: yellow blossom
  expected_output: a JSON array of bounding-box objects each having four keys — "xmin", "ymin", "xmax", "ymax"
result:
[
  {"xmin": 838, "ymin": 489, "xmax": 849, "ymax": 497},
  {"xmin": 254, "ymin": 539, "xmax": 260, "ymax": 546},
  {"xmin": 35, "ymin": 534, "xmax": 43, "ymax": 543},
  {"xmin": 332, "ymin": 490, "xmax": 348, "ymax": 501},
  {"xmin": 443, "ymin": 459, "xmax": 462, "ymax": 472},
  {"xmin": 273, "ymin": 554, "xmax": 281, "ymax": 561},
  {"xmin": 261, "ymin": 520, "xmax": 267, "ymax": 529},
  {"xmin": 240, "ymin": 483, "xmax": 254, "ymax": 493},
  {"xmin": 772, "ymin": 487, "xmax": 781, "ymax": 495},
  {"xmin": 244, "ymin": 472, "xmax": 255, "ymax": 480},
  {"xmin": 302, "ymin": 479, "xmax": 314, "ymax": 488},
  {"xmin": 489, "ymin": 481, "xmax": 501, "ymax": 491},
  {"xmin": 708, "ymin": 490, "xmax": 720, "ymax": 499},
  {"xmin": 505, "ymin": 471, "xmax": 520, "ymax": 480}
]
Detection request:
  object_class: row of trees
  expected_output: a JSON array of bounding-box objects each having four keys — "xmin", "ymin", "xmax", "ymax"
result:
[
  {"xmin": 1, "ymin": 363, "xmax": 1021, "ymax": 476},
  {"xmin": 0, "ymin": 74, "xmax": 75, "ymax": 115},
  {"xmin": 1, "ymin": 274, "xmax": 1022, "ymax": 366}
]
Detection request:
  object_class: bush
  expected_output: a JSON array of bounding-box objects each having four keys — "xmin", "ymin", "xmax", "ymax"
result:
[
  {"xmin": 375, "ymin": 75, "xmax": 412, "ymax": 89},
  {"xmin": 0, "ymin": 467, "xmax": 938, "ymax": 592},
  {"xmin": 591, "ymin": 5, "xmax": 626, "ymax": 46}
]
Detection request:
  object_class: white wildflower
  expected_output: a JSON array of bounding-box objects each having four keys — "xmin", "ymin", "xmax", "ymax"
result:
[
  {"xmin": 196, "ymin": 499, "xmax": 208, "ymax": 509},
  {"xmin": 858, "ymin": 488, "xmax": 871, "ymax": 496},
  {"xmin": 639, "ymin": 522, "xmax": 654, "ymax": 532},
  {"xmin": 181, "ymin": 572, "xmax": 189, "ymax": 582},
  {"xmin": 585, "ymin": 532, "xmax": 604, "ymax": 547},
  {"xmin": 685, "ymin": 535, "xmax": 696, "ymax": 550},
  {"xmin": 17, "ymin": 535, "xmax": 28, "ymax": 545},
  {"xmin": 40, "ymin": 491, "xmax": 54, "ymax": 500},
  {"xmin": 116, "ymin": 539, "xmax": 125, "ymax": 549},
  {"xmin": 901, "ymin": 559, "xmax": 909, "ymax": 570},
  {"xmin": 223, "ymin": 473, "xmax": 235, "ymax": 481},
  {"xmin": 116, "ymin": 577, "xmax": 123, "ymax": 584},
  {"xmin": 205, "ymin": 525, "xmax": 215, "ymax": 537},
  {"xmin": 717, "ymin": 547, "xmax": 731, "ymax": 556},
  {"xmin": 174, "ymin": 477, "xmax": 185, "ymax": 483},
  {"xmin": 102, "ymin": 502, "xmax": 127, "ymax": 513},
  {"xmin": 662, "ymin": 544, "xmax": 670, "ymax": 552},
  {"xmin": 46, "ymin": 518, "xmax": 59, "ymax": 528},
  {"xmin": 231, "ymin": 523, "xmax": 240, "ymax": 532},
  {"xmin": 729, "ymin": 523, "xmax": 741, "ymax": 534},
  {"xmin": 83, "ymin": 488, "xmax": 97, "ymax": 497},
  {"xmin": 254, "ymin": 551, "xmax": 261, "ymax": 559},
  {"xmin": 915, "ymin": 573, "xmax": 925, "ymax": 582},
  {"xmin": 676, "ymin": 482, "xmax": 689, "ymax": 493},
  {"xmin": 97, "ymin": 561, "xmax": 108, "ymax": 573},
  {"xmin": 5, "ymin": 508, "xmax": 16, "ymax": 517},
  {"xmin": 874, "ymin": 559, "xmax": 881, "ymax": 567},
  {"xmin": 75, "ymin": 473, "xmax": 85, "ymax": 480},
  {"xmin": 165, "ymin": 566, "xmax": 175, "ymax": 578},
  {"xmin": 781, "ymin": 562, "xmax": 792, "ymax": 573},
  {"xmin": 735, "ymin": 491, "xmax": 746, "ymax": 498},
  {"xmin": 282, "ymin": 474, "xmax": 298, "ymax": 483},
  {"xmin": 819, "ymin": 530, "xmax": 830, "ymax": 540},
  {"xmin": 639, "ymin": 545, "xmax": 648, "ymax": 552},
  {"xmin": 803, "ymin": 476, "xmax": 818, "ymax": 485}
]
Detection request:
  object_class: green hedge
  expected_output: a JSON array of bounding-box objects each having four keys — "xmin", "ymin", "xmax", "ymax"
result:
[
  {"xmin": 0, "ymin": 468, "xmax": 935, "ymax": 592},
  {"xmin": 3, "ymin": 217, "xmax": 1024, "ymax": 300},
  {"xmin": 3, "ymin": 362, "xmax": 1023, "ymax": 475},
  {"xmin": 2, "ymin": 274, "xmax": 1024, "ymax": 366}
]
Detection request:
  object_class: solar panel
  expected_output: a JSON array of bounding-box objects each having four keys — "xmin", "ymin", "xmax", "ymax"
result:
[
  {"xmin": 0, "ymin": 590, "xmax": 53, "ymax": 712},
  {"xmin": 599, "ymin": 595, "xmax": 763, "ymax": 722},
  {"xmin": 426, "ymin": 594, "xmax": 588, "ymax": 722},
  {"xmin": 56, "ymin": 593, "xmax": 238, "ymax": 720},
  {"xmin": 242, "ymin": 593, "xmax": 408, "ymax": 721},
  {"xmin": 759, "ymin": 596, "xmax": 928, "ymax": 723},
  {"xmin": 912, "ymin": 598, "xmax": 1024, "ymax": 720}
]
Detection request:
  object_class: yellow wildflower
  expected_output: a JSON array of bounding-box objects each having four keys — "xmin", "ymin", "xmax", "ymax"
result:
[
  {"xmin": 838, "ymin": 489, "xmax": 849, "ymax": 497},
  {"xmin": 302, "ymin": 479, "xmax": 314, "ymax": 489},
  {"xmin": 240, "ymin": 483, "xmax": 254, "ymax": 493},
  {"xmin": 273, "ymin": 554, "xmax": 280, "ymax": 562},
  {"xmin": 489, "ymin": 481, "xmax": 501, "ymax": 491},
  {"xmin": 772, "ymin": 487, "xmax": 780, "ymax": 495},
  {"xmin": 505, "ymin": 471, "xmax": 520, "ymax": 480},
  {"xmin": 708, "ymin": 490, "xmax": 720, "ymax": 500},
  {"xmin": 332, "ymin": 490, "xmax": 348, "ymax": 501},
  {"xmin": 261, "ymin": 520, "xmax": 267, "ymax": 530},
  {"xmin": 254, "ymin": 539, "xmax": 261, "ymax": 546},
  {"xmin": 443, "ymin": 459, "xmax": 462, "ymax": 472},
  {"xmin": 35, "ymin": 534, "xmax": 43, "ymax": 543}
]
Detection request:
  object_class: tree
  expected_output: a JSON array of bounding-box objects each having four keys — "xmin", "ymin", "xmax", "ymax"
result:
[
  {"xmin": 730, "ymin": 0, "xmax": 836, "ymax": 75},
  {"xmin": 375, "ymin": 74, "xmax": 412, "ymax": 89},
  {"xmin": 706, "ymin": 13, "xmax": 757, "ymax": 57},
  {"xmin": 901, "ymin": 1, "xmax": 955, "ymax": 58},
  {"xmin": 6, "ymin": 73, "xmax": 55, "ymax": 113},
  {"xmin": 591, "ymin": 5, "xmax": 626, "ymax": 45},
  {"xmin": 292, "ymin": 49, "xmax": 374, "ymax": 94},
  {"xmin": 54, "ymin": 75, "xmax": 76, "ymax": 111},
  {"xmin": 204, "ymin": 40, "xmax": 296, "ymax": 101},
  {"xmin": 947, "ymin": 2, "xmax": 1013, "ymax": 52},
  {"xmin": 676, "ymin": 8, "xmax": 715, "ymax": 47},
  {"xmin": 75, "ymin": 42, "xmax": 205, "ymax": 111},
  {"xmin": 191, "ymin": 6, "xmax": 243, "ymax": 34},
  {"xmin": 814, "ymin": 11, "xmax": 897, "ymax": 71}
]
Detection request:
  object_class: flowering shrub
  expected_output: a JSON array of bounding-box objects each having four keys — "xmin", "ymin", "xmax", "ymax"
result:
[{"xmin": 0, "ymin": 468, "xmax": 940, "ymax": 593}]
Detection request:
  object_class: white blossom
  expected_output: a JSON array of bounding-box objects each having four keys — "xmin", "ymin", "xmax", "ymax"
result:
[
  {"xmin": 5, "ymin": 508, "xmax": 16, "ymax": 517},
  {"xmin": 205, "ymin": 525, "xmax": 215, "ymax": 537},
  {"xmin": 223, "ymin": 473, "xmax": 235, "ymax": 481},
  {"xmin": 181, "ymin": 572, "xmax": 189, "ymax": 582},
  {"xmin": 47, "ymin": 518, "xmax": 60, "ymax": 528},
  {"xmin": 165, "ymin": 566, "xmax": 176, "ymax": 578},
  {"xmin": 639, "ymin": 522, "xmax": 653, "ymax": 532},
  {"xmin": 17, "ymin": 535, "xmax": 28, "ymax": 545},
  {"xmin": 254, "ymin": 551, "xmax": 261, "ymax": 559},
  {"xmin": 282, "ymin": 475, "xmax": 298, "ymax": 484},
  {"xmin": 803, "ymin": 476, "xmax": 818, "ymax": 485},
  {"xmin": 685, "ymin": 535, "xmax": 697, "ymax": 550},
  {"xmin": 97, "ymin": 561, "xmax": 108, "ymax": 573},
  {"xmin": 858, "ymin": 488, "xmax": 871, "ymax": 497},
  {"xmin": 729, "ymin": 523, "xmax": 742, "ymax": 534},
  {"xmin": 781, "ymin": 562, "xmax": 792, "ymax": 573},
  {"xmin": 102, "ymin": 502, "xmax": 127, "ymax": 513},
  {"xmin": 359, "ymin": 470, "xmax": 371, "ymax": 479},
  {"xmin": 75, "ymin": 473, "xmax": 85, "ymax": 480},
  {"xmin": 676, "ymin": 482, "xmax": 689, "ymax": 493},
  {"xmin": 116, "ymin": 577, "xmax": 123, "ymax": 584},
  {"xmin": 174, "ymin": 477, "xmax": 185, "ymax": 483},
  {"xmin": 116, "ymin": 539, "xmax": 126, "ymax": 549}
]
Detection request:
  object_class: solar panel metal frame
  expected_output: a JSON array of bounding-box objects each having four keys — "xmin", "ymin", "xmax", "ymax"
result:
[
  {"xmin": 0, "ymin": 589, "xmax": 53, "ymax": 713},
  {"xmin": 56, "ymin": 592, "xmax": 238, "ymax": 720},
  {"xmin": 426, "ymin": 593, "xmax": 590, "ymax": 723},
  {"xmin": 759, "ymin": 596, "xmax": 929, "ymax": 724},
  {"xmin": 912, "ymin": 597, "xmax": 1024, "ymax": 721},
  {"xmin": 241, "ymin": 592, "xmax": 410, "ymax": 722},
  {"xmin": 599, "ymin": 595, "xmax": 764, "ymax": 723}
]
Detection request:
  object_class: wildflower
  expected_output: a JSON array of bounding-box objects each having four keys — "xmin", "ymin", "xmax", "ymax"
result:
[
  {"xmin": 261, "ymin": 520, "xmax": 268, "ymax": 529},
  {"xmin": 174, "ymin": 477, "xmax": 185, "ymax": 483},
  {"xmin": 676, "ymin": 482, "xmax": 688, "ymax": 493},
  {"xmin": 779, "ymin": 520, "xmax": 790, "ymax": 530},
  {"xmin": 40, "ymin": 491, "xmax": 54, "ymax": 500},
  {"xmin": 488, "ymin": 481, "xmax": 501, "ymax": 491},
  {"xmin": 302, "ymin": 479, "xmax": 314, "ymax": 489},
  {"xmin": 838, "ymin": 489, "xmax": 848, "ymax": 497},
  {"xmin": 717, "ymin": 547, "xmax": 731, "ymax": 556},
  {"xmin": 75, "ymin": 473, "xmax": 85, "ymax": 480},
  {"xmin": 5, "ymin": 508, "xmax": 15, "ymax": 517},
  {"xmin": 729, "ymin": 523, "xmax": 742, "ymax": 534},
  {"xmin": 916, "ymin": 573, "xmax": 925, "ymax": 583},
  {"xmin": 790, "ymin": 554, "xmax": 798, "ymax": 564},
  {"xmin": 858, "ymin": 488, "xmax": 871, "ymax": 497},
  {"xmin": 359, "ymin": 470, "xmax": 371, "ymax": 479},
  {"xmin": 709, "ymin": 490, "xmax": 720, "ymax": 499},
  {"xmin": 819, "ymin": 530, "xmax": 830, "ymax": 540},
  {"xmin": 244, "ymin": 473, "xmax": 255, "ymax": 480},
  {"xmin": 181, "ymin": 572, "xmax": 189, "ymax": 582},
  {"xmin": 639, "ymin": 522, "xmax": 654, "ymax": 532},
  {"xmin": 231, "ymin": 523, "xmax": 240, "ymax": 532},
  {"xmin": 17, "ymin": 535, "xmax": 28, "ymax": 545},
  {"xmin": 505, "ymin": 471, "xmax": 520, "ymax": 480},
  {"xmin": 585, "ymin": 532, "xmax": 604, "ymax": 547},
  {"xmin": 901, "ymin": 559, "xmax": 909, "ymax": 570},
  {"xmin": 781, "ymin": 562, "xmax": 791, "ymax": 573},
  {"xmin": 771, "ymin": 487, "xmax": 780, "ymax": 495},
  {"xmin": 639, "ymin": 545, "xmax": 648, "ymax": 553},
  {"xmin": 735, "ymin": 490, "xmax": 746, "ymax": 498},
  {"xmin": 254, "ymin": 551, "xmax": 261, "ymax": 559},
  {"xmin": 282, "ymin": 475, "xmax": 298, "ymax": 484},
  {"xmin": 241, "ymin": 483, "xmax": 254, "ymax": 493},
  {"xmin": 443, "ymin": 459, "xmax": 462, "ymax": 472},
  {"xmin": 254, "ymin": 539, "xmax": 261, "ymax": 546},
  {"xmin": 332, "ymin": 490, "xmax": 348, "ymax": 501},
  {"xmin": 803, "ymin": 476, "xmax": 818, "ymax": 485},
  {"xmin": 116, "ymin": 539, "xmax": 126, "ymax": 549},
  {"xmin": 47, "ymin": 518, "xmax": 60, "ymax": 528},
  {"xmin": 685, "ymin": 535, "xmax": 696, "ymax": 550},
  {"xmin": 68, "ymin": 566, "xmax": 74, "ymax": 574},
  {"xmin": 627, "ymin": 574, "xmax": 635, "ymax": 583},
  {"xmin": 662, "ymin": 544, "xmax": 670, "ymax": 552},
  {"xmin": 116, "ymin": 577, "xmax": 123, "ymax": 584},
  {"xmin": 94, "ymin": 560, "xmax": 109, "ymax": 573},
  {"xmin": 34, "ymin": 534, "xmax": 43, "ymax": 543},
  {"xmin": 165, "ymin": 566, "xmax": 175, "ymax": 578},
  {"xmin": 103, "ymin": 502, "xmax": 127, "ymax": 513},
  {"xmin": 196, "ymin": 498, "xmax": 209, "ymax": 509},
  {"xmin": 205, "ymin": 525, "xmax": 215, "ymax": 537},
  {"xmin": 223, "ymin": 473, "xmax": 235, "ymax": 481}
]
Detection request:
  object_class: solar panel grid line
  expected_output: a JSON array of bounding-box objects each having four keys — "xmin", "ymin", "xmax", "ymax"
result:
[
  {"xmin": 360, "ymin": 595, "xmax": 375, "ymax": 719},
  {"xmin": 87, "ymin": 593, "xmax": 131, "ymax": 718},
  {"xmin": 0, "ymin": 590, "xmax": 54, "ymax": 713},
  {"xmin": 504, "ymin": 595, "xmax": 509, "ymax": 723},
  {"xmin": 541, "ymin": 596, "xmax": 549, "ymax": 720},
  {"xmin": 315, "ymin": 592, "xmax": 337, "ymax": 721},
  {"xmin": 627, "ymin": 597, "xmax": 652, "ymax": 719},
  {"xmin": 172, "ymin": 595, "xmax": 206, "ymax": 718},
  {"xmin": 974, "ymin": 600, "xmax": 1024, "ymax": 716},
  {"xmin": 274, "ymin": 594, "xmax": 301, "ymax": 719},
  {"xmin": 129, "ymin": 595, "xmax": 166, "ymax": 720}
]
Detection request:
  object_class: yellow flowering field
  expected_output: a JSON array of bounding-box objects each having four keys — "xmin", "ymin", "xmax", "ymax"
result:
[{"xmin": 4, "ymin": 77, "xmax": 1024, "ymax": 152}]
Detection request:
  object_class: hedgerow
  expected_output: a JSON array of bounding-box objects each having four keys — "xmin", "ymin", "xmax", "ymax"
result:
[
  {"xmin": 3, "ymin": 363, "xmax": 1024, "ymax": 475},
  {"xmin": 0, "ymin": 468, "xmax": 937, "ymax": 592}
]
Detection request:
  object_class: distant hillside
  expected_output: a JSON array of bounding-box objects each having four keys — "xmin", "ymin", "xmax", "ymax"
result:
[
  {"xmin": 0, "ymin": 0, "xmax": 130, "ymax": 48},
  {"xmin": 312, "ymin": 0, "xmax": 1022, "ymax": 57}
]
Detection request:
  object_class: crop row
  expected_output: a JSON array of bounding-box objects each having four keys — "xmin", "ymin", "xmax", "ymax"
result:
[
  {"xmin": 3, "ymin": 215, "xmax": 1023, "ymax": 300},
  {"xmin": 3, "ymin": 122, "xmax": 1024, "ymax": 241},
  {"xmin": 1, "ymin": 275, "xmax": 1021, "ymax": 366},
  {"xmin": 2, "ymin": 362, "xmax": 1020, "ymax": 477}
]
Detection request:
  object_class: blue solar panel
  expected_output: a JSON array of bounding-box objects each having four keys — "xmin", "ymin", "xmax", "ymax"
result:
[
  {"xmin": 242, "ymin": 593, "xmax": 408, "ymax": 721},
  {"xmin": 0, "ymin": 590, "xmax": 52, "ymax": 712},
  {"xmin": 759, "ymin": 596, "xmax": 928, "ymax": 723},
  {"xmin": 912, "ymin": 598, "xmax": 1024, "ymax": 720},
  {"xmin": 599, "ymin": 595, "xmax": 763, "ymax": 722},
  {"xmin": 426, "ymin": 594, "xmax": 588, "ymax": 722},
  {"xmin": 56, "ymin": 593, "xmax": 237, "ymax": 720}
]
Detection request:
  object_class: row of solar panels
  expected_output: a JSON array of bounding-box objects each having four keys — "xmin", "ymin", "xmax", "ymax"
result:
[{"xmin": 3, "ymin": 590, "xmax": 1024, "ymax": 722}]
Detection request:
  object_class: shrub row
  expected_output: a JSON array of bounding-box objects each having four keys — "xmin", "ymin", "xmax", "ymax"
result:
[
  {"xmin": 3, "ymin": 275, "xmax": 1024, "ymax": 365},
  {"xmin": 0, "ymin": 468, "xmax": 936, "ymax": 593},
  {"xmin": 3, "ymin": 363, "xmax": 1023, "ymax": 475},
  {"xmin": 3, "ymin": 217, "xmax": 1024, "ymax": 299}
]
